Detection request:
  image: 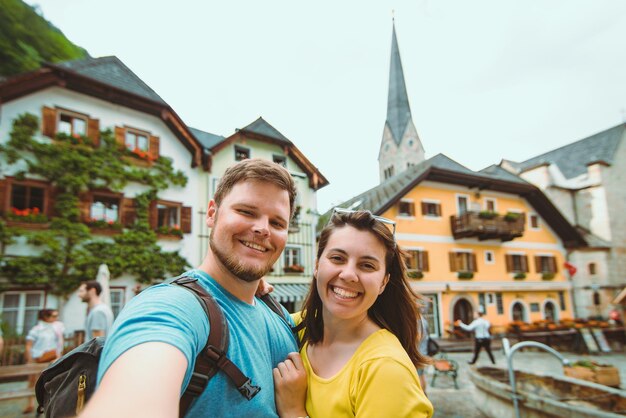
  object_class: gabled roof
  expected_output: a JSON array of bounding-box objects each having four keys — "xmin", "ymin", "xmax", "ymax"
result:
[
  {"xmin": 386, "ymin": 23, "xmax": 413, "ymax": 145},
  {"xmin": 52, "ymin": 56, "xmax": 167, "ymax": 105},
  {"xmin": 327, "ymin": 153, "xmax": 585, "ymax": 248},
  {"xmin": 512, "ymin": 124, "xmax": 624, "ymax": 179},
  {"xmin": 194, "ymin": 117, "xmax": 329, "ymax": 191},
  {"xmin": 0, "ymin": 56, "xmax": 206, "ymax": 170}
]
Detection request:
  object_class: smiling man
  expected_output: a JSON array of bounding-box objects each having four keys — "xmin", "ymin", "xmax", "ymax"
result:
[{"xmin": 81, "ymin": 159, "xmax": 299, "ymax": 418}]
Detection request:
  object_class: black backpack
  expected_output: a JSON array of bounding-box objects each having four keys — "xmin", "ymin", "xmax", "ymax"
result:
[{"xmin": 35, "ymin": 274, "xmax": 292, "ymax": 417}]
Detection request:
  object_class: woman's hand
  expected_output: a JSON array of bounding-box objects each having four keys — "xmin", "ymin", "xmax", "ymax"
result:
[
  {"xmin": 273, "ymin": 352, "xmax": 308, "ymax": 418},
  {"xmin": 255, "ymin": 278, "xmax": 274, "ymax": 298}
]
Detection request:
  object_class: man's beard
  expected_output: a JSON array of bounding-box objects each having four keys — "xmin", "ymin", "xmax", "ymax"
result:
[{"xmin": 209, "ymin": 229, "xmax": 274, "ymax": 282}]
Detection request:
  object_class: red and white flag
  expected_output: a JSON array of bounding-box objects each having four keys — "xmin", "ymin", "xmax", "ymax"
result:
[{"xmin": 564, "ymin": 261, "xmax": 577, "ymax": 276}]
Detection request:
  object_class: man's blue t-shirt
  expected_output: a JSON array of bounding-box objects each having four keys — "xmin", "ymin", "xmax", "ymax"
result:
[{"xmin": 97, "ymin": 269, "xmax": 298, "ymax": 417}]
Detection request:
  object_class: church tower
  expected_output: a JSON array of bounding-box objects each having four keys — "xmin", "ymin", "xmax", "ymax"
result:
[{"xmin": 378, "ymin": 21, "xmax": 425, "ymax": 182}]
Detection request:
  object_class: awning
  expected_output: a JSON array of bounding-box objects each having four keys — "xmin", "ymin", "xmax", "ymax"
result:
[{"xmin": 272, "ymin": 283, "xmax": 311, "ymax": 303}]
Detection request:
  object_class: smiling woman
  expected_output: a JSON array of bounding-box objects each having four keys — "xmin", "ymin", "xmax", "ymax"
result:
[{"xmin": 272, "ymin": 210, "xmax": 433, "ymax": 418}]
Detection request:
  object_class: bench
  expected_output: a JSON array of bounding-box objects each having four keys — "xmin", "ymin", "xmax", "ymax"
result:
[
  {"xmin": 0, "ymin": 363, "xmax": 48, "ymax": 401},
  {"xmin": 430, "ymin": 354, "xmax": 459, "ymax": 389}
]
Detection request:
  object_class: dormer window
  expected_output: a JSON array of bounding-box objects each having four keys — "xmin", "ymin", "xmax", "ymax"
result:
[
  {"xmin": 125, "ymin": 130, "xmax": 149, "ymax": 152},
  {"xmin": 235, "ymin": 145, "xmax": 250, "ymax": 161},
  {"xmin": 58, "ymin": 113, "xmax": 87, "ymax": 137},
  {"xmin": 273, "ymin": 155, "xmax": 287, "ymax": 167}
]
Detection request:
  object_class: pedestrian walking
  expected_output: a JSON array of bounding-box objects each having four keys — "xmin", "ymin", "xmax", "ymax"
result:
[
  {"xmin": 455, "ymin": 311, "xmax": 495, "ymax": 365},
  {"xmin": 78, "ymin": 280, "xmax": 114, "ymax": 340}
]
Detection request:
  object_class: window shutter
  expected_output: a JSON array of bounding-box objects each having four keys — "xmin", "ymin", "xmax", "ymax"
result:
[
  {"xmin": 409, "ymin": 202, "xmax": 415, "ymax": 216},
  {"xmin": 422, "ymin": 251, "xmax": 429, "ymax": 272},
  {"xmin": 421, "ymin": 202, "xmax": 427, "ymax": 215},
  {"xmin": 0, "ymin": 180, "xmax": 7, "ymax": 215},
  {"xmin": 449, "ymin": 252, "xmax": 457, "ymax": 272},
  {"xmin": 181, "ymin": 206, "xmax": 192, "ymax": 233},
  {"xmin": 79, "ymin": 193, "xmax": 92, "ymax": 222},
  {"xmin": 470, "ymin": 253, "xmax": 478, "ymax": 272},
  {"xmin": 436, "ymin": 203, "xmax": 442, "ymax": 216},
  {"xmin": 46, "ymin": 186, "xmax": 57, "ymax": 218},
  {"xmin": 534, "ymin": 256, "xmax": 541, "ymax": 273},
  {"xmin": 115, "ymin": 127, "xmax": 126, "ymax": 149},
  {"xmin": 42, "ymin": 107, "xmax": 57, "ymax": 138},
  {"xmin": 550, "ymin": 257, "xmax": 558, "ymax": 273},
  {"xmin": 522, "ymin": 255, "xmax": 529, "ymax": 273},
  {"xmin": 121, "ymin": 198, "xmax": 137, "ymax": 227},
  {"xmin": 149, "ymin": 200, "xmax": 158, "ymax": 229},
  {"xmin": 505, "ymin": 255, "xmax": 513, "ymax": 272},
  {"xmin": 149, "ymin": 135, "xmax": 160, "ymax": 161},
  {"xmin": 88, "ymin": 118, "xmax": 100, "ymax": 147}
]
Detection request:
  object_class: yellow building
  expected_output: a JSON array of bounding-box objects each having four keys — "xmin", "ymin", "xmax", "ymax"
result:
[{"xmin": 333, "ymin": 154, "xmax": 586, "ymax": 337}]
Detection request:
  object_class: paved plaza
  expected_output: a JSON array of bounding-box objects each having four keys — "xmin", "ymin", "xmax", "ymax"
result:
[{"xmin": 1, "ymin": 347, "xmax": 625, "ymax": 417}]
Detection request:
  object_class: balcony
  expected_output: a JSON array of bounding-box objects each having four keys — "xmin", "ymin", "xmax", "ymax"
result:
[{"xmin": 450, "ymin": 211, "xmax": 525, "ymax": 242}]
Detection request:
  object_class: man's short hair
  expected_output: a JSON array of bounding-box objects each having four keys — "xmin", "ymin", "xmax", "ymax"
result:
[
  {"xmin": 213, "ymin": 158, "xmax": 297, "ymax": 219},
  {"xmin": 83, "ymin": 280, "xmax": 102, "ymax": 296}
]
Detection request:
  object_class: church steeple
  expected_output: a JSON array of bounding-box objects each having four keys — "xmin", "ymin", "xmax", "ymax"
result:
[{"xmin": 378, "ymin": 21, "xmax": 425, "ymax": 182}]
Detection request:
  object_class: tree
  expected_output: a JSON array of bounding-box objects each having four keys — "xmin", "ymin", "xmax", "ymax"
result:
[{"xmin": 0, "ymin": 113, "xmax": 190, "ymax": 295}]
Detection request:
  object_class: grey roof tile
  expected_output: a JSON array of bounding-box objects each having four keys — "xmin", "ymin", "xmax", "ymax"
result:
[
  {"xmin": 239, "ymin": 117, "xmax": 293, "ymax": 145},
  {"xmin": 514, "ymin": 124, "xmax": 624, "ymax": 179},
  {"xmin": 53, "ymin": 56, "xmax": 167, "ymax": 105},
  {"xmin": 189, "ymin": 127, "xmax": 226, "ymax": 149}
]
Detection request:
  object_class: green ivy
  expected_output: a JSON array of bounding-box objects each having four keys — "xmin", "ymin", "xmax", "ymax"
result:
[{"xmin": 0, "ymin": 113, "xmax": 191, "ymax": 295}]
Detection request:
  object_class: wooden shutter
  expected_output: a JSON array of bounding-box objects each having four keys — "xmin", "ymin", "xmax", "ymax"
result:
[
  {"xmin": 522, "ymin": 255, "xmax": 529, "ymax": 273},
  {"xmin": 436, "ymin": 203, "xmax": 442, "ymax": 216},
  {"xmin": 181, "ymin": 206, "xmax": 192, "ymax": 233},
  {"xmin": 534, "ymin": 256, "xmax": 541, "ymax": 273},
  {"xmin": 0, "ymin": 180, "xmax": 7, "ymax": 215},
  {"xmin": 449, "ymin": 252, "xmax": 457, "ymax": 272},
  {"xmin": 550, "ymin": 257, "xmax": 558, "ymax": 273},
  {"xmin": 88, "ymin": 118, "xmax": 100, "ymax": 147},
  {"xmin": 46, "ymin": 186, "xmax": 57, "ymax": 218},
  {"xmin": 408, "ymin": 202, "xmax": 415, "ymax": 216},
  {"xmin": 470, "ymin": 253, "xmax": 478, "ymax": 272},
  {"xmin": 42, "ymin": 107, "xmax": 57, "ymax": 138},
  {"xmin": 421, "ymin": 202, "xmax": 428, "ymax": 215},
  {"xmin": 79, "ymin": 193, "xmax": 92, "ymax": 222},
  {"xmin": 148, "ymin": 200, "xmax": 158, "ymax": 230},
  {"xmin": 115, "ymin": 127, "xmax": 126, "ymax": 149},
  {"xmin": 505, "ymin": 254, "xmax": 513, "ymax": 272},
  {"xmin": 120, "ymin": 198, "xmax": 137, "ymax": 227},
  {"xmin": 149, "ymin": 135, "xmax": 160, "ymax": 160},
  {"xmin": 421, "ymin": 251, "xmax": 429, "ymax": 272}
]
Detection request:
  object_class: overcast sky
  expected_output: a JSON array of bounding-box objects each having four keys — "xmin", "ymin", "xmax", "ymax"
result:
[{"xmin": 25, "ymin": 0, "xmax": 626, "ymax": 212}]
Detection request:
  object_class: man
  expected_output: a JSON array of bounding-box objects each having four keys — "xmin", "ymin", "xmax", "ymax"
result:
[
  {"xmin": 81, "ymin": 159, "xmax": 299, "ymax": 417},
  {"xmin": 78, "ymin": 281, "xmax": 114, "ymax": 340},
  {"xmin": 455, "ymin": 311, "xmax": 495, "ymax": 365}
]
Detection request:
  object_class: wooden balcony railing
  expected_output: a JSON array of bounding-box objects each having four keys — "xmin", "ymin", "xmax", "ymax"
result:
[{"xmin": 450, "ymin": 211, "xmax": 525, "ymax": 242}]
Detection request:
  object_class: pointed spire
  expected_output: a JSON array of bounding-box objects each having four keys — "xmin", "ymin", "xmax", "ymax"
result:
[{"xmin": 386, "ymin": 22, "xmax": 412, "ymax": 145}]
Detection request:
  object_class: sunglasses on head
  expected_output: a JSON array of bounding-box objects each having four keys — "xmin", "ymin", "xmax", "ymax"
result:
[{"xmin": 330, "ymin": 207, "xmax": 396, "ymax": 238}]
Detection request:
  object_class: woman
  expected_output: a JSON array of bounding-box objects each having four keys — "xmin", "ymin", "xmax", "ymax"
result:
[
  {"xmin": 23, "ymin": 309, "xmax": 63, "ymax": 414},
  {"xmin": 273, "ymin": 209, "xmax": 433, "ymax": 418}
]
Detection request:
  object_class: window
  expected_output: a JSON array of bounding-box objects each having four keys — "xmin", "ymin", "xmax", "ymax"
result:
[
  {"xmin": 496, "ymin": 293, "xmax": 504, "ymax": 314},
  {"xmin": 478, "ymin": 293, "xmax": 486, "ymax": 314},
  {"xmin": 283, "ymin": 246, "xmax": 302, "ymax": 267},
  {"xmin": 487, "ymin": 293, "xmax": 495, "ymax": 305},
  {"xmin": 535, "ymin": 256, "xmax": 557, "ymax": 273},
  {"xmin": 456, "ymin": 195, "xmax": 469, "ymax": 214},
  {"xmin": 530, "ymin": 214, "xmax": 540, "ymax": 229},
  {"xmin": 11, "ymin": 184, "xmax": 45, "ymax": 212},
  {"xmin": 90, "ymin": 195, "xmax": 120, "ymax": 223},
  {"xmin": 449, "ymin": 251, "xmax": 476, "ymax": 272},
  {"xmin": 421, "ymin": 201, "xmax": 441, "ymax": 217},
  {"xmin": 125, "ymin": 130, "xmax": 149, "ymax": 152},
  {"xmin": 234, "ymin": 145, "xmax": 250, "ymax": 161},
  {"xmin": 273, "ymin": 155, "xmax": 287, "ymax": 167},
  {"xmin": 505, "ymin": 254, "xmax": 528, "ymax": 273},
  {"xmin": 530, "ymin": 303, "xmax": 540, "ymax": 313},
  {"xmin": 1, "ymin": 291, "xmax": 44, "ymax": 334},
  {"xmin": 58, "ymin": 112, "xmax": 87, "ymax": 137},
  {"xmin": 484, "ymin": 251, "xmax": 494, "ymax": 264},
  {"xmin": 109, "ymin": 288, "xmax": 125, "ymax": 319},
  {"xmin": 398, "ymin": 200, "xmax": 415, "ymax": 217},
  {"xmin": 485, "ymin": 198, "xmax": 496, "ymax": 212},
  {"xmin": 511, "ymin": 302, "xmax": 526, "ymax": 322},
  {"xmin": 558, "ymin": 291, "xmax": 566, "ymax": 311},
  {"xmin": 405, "ymin": 250, "xmax": 429, "ymax": 272},
  {"xmin": 157, "ymin": 203, "xmax": 179, "ymax": 228},
  {"xmin": 588, "ymin": 263, "xmax": 597, "ymax": 275},
  {"xmin": 384, "ymin": 166, "xmax": 394, "ymax": 179}
]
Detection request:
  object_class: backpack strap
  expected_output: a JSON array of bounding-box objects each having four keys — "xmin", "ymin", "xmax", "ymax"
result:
[{"xmin": 169, "ymin": 275, "xmax": 261, "ymax": 416}]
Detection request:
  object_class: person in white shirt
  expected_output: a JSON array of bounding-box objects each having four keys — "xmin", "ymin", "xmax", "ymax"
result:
[
  {"xmin": 455, "ymin": 311, "xmax": 495, "ymax": 365},
  {"xmin": 78, "ymin": 280, "xmax": 114, "ymax": 340}
]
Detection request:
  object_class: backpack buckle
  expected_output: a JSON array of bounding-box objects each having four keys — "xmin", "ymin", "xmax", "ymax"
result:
[{"xmin": 237, "ymin": 378, "xmax": 261, "ymax": 400}]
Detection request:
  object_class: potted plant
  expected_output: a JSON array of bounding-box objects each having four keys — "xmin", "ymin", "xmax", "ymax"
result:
[
  {"xmin": 284, "ymin": 264, "xmax": 305, "ymax": 273},
  {"xmin": 157, "ymin": 225, "xmax": 183, "ymax": 238},
  {"xmin": 457, "ymin": 271, "xmax": 474, "ymax": 279},
  {"xmin": 478, "ymin": 211, "xmax": 498, "ymax": 220},
  {"xmin": 407, "ymin": 271, "xmax": 424, "ymax": 279},
  {"xmin": 513, "ymin": 272, "xmax": 526, "ymax": 280},
  {"xmin": 504, "ymin": 212, "xmax": 521, "ymax": 222},
  {"xmin": 7, "ymin": 207, "xmax": 48, "ymax": 224},
  {"xmin": 542, "ymin": 272, "xmax": 555, "ymax": 280}
]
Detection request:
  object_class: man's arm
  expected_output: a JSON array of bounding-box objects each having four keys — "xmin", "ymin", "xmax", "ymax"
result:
[
  {"xmin": 91, "ymin": 330, "xmax": 104, "ymax": 338},
  {"xmin": 79, "ymin": 342, "xmax": 187, "ymax": 418},
  {"xmin": 89, "ymin": 310, "xmax": 108, "ymax": 338}
]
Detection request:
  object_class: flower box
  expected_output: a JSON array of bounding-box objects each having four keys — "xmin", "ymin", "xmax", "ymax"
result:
[
  {"xmin": 407, "ymin": 271, "xmax": 424, "ymax": 279},
  {"xmin": 457, "ymin": 271, "xmax": 474, "ymax": 280},
  {"xmin": 513, "ymin": 272, "xmax": 526, "ymax": 280},
  {"xmin": 284, "ymin": 265, "xmax": 304, "ymax": 273},
  {"xmin": 564, "ymin": 361, "xmax": 621, "ymax": 388}
]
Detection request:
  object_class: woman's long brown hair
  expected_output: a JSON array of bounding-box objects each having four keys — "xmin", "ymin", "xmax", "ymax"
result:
[{"xmin": 300, "ymin": 210, "xmax": 429, "ymax": 368}]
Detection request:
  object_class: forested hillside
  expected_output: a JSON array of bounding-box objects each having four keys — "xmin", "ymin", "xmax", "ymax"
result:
[{"xmin": 0, "ymin": 0, "xmax": 89, "ymax": 77}]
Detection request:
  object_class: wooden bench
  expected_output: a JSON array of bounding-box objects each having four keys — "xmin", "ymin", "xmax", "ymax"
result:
[
  {"xmin": 0, "ymin": 363, "xmax": 48, "ymax": 401},
  {"xmin": 430, "ymin": 354, "xmax": 459, "ymax": 389}
]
